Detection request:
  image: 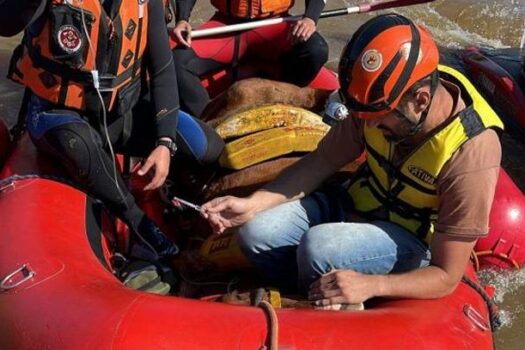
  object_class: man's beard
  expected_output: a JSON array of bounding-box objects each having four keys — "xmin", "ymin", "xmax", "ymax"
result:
[{"xmin": 379, "ymin": 126, "xmax": 408, "ymax": 144}]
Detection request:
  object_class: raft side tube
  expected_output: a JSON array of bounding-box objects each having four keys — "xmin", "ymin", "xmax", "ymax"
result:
[
  {"xmin": 0, "ymin": 118, "xmax": 11, "ymax": 169},
  {"xmin": 462, "ymin": 47, "xmax": 525, "ymax": 136},
  {"xmin": 475, "ymin": 168, "xmax": 525, "ymax": 269}
]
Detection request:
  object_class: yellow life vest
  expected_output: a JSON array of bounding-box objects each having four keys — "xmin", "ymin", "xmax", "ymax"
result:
[
  {"xmin": 347, "ymin": 65, "xmax": 504, "ymax": 245},
  {"xmin": 8, "ymin": 0, "xmax": 149, "ymax": 114}
]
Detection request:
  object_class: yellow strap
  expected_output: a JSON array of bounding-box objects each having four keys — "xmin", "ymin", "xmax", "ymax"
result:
[
  {"xmin": 214, "ymin": 104, "xmax": 327, "ymax": 139},
  {"xmin": 268, "ymin": 289, "xmax": 282, "ymax": 308},
  {"xmin": 219, "ymin": 126, "xmax": 328, "ymax": 169}
]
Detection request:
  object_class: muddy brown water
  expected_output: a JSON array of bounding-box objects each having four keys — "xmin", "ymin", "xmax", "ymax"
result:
[{"xmin": 1, "ymin": 1, "xmax": 524, "ymax": 348}]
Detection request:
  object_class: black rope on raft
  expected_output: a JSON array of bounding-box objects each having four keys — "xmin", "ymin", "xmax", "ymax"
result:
[{"xmin": 462, "ymin": 275, "xmax": 502, "ymax": 331}]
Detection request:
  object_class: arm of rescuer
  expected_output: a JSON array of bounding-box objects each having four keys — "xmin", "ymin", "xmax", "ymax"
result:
[
  {"xmin": 309, "ymin": 129, "xmax": 502, "ymax": 304},
  {"xmin": 137, "ymin": 0, "xmax": 180, "ymax": 190},
  {"xmin": 290, "ymin": 0, "xmax": 326, "ymax": 44},
  {"xmin": 172, "ymin": 0, "xmax": 197, "ymax": 47},
  {"xmin": 0, "ymin": 0, "xmax": 46, "ymax": 37},
  {"xmin": 202, "ymin": 114, "xmax": 365, "ymax": 234}
]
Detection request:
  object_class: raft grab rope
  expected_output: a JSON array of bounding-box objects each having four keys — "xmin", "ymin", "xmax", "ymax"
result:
[
  {"xmin": 0, "ymin": 174, "xmax": 84, "ymax": 194},
  {"xmin": 461, "ymin": 276, "xmax": 502, "ymax": 331},
  {"xmin": 0, "ymin": 264, "xmax": 35, "ymax": 291},
  {"xmin": 471, "ymin": 249, "xmax": 520, "ymax": 271},
  {"xmin": 257, "ymin": 300, "xmax": 279, "ymax": 350}
]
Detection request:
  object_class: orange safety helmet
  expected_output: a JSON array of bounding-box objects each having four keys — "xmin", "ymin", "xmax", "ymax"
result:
[{"xmin": 338, "ymin": 14, "xmax": 439, "ymax": 120}]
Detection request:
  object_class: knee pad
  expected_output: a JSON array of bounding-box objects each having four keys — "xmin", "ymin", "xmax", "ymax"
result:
[
  {"xmin": 39, "ymin": 120, "xmax": 103, "ymax": 179},
  {"xmin": 176, "ymin": 111, "xmax": 225, "ymax": 164}
]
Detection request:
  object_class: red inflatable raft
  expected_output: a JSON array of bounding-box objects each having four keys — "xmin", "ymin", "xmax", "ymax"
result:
[
  {"xmin": 0, "ymin": 118, "xmax": 10, "ymax": 169},
  {"xmin": 0, "ymin": 132, "xmax": 504, "ymax": 350},
  {"xmin": 1, "ymin": 45, "xmax": 525, "ymax": 349},
  {"xmin": 3, "ymin": 119, "xmax": 525, "ymax": 350},
  {"xmin": 462, "ymin": 47, "xmax": 525, "ymax": 136}
]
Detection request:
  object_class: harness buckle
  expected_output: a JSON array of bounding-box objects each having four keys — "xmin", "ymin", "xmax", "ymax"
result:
[{"xmin": 97, "ymin": 74, "xmax": 117, "ymax": 92}]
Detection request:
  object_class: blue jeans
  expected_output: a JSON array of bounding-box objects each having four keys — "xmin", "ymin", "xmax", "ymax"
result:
[{"xmin": 238, "ymin": 193, "xmax": 431, "ymax": 292}]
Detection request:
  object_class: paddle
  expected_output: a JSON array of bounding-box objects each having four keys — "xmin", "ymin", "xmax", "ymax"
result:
[{"xmin": 190, "ymin": 0, "xmax": 434, "ymax": 39}]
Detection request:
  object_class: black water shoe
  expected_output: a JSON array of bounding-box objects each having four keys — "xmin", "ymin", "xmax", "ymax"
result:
[{"xmin": 132, "ymin": 216, "xmax": 179, "ymax": 260}]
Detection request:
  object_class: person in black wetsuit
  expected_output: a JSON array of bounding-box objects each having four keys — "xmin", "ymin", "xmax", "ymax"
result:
[
  {"xmin": 6, "ymin": 0, "xmax": 223, "ymax": 260},
  {"xmin": 171, "ymin": 0, "xmax": 330, "ymax": 118}
]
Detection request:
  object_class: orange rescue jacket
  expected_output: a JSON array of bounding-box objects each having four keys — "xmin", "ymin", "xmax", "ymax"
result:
[
  {"xmin": 8, "ymin": 0, "xmax": 149, "ymax": 114},
  {"xmin": 211, "ymin": 0, "xmax": 294, "ymax": 19}
]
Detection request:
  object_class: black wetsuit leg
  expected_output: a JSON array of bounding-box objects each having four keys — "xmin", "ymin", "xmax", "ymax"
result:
[
  {"xmin": 27, "ymin": 93, "xmax": 223, "ymax": 211},
  {"xmin": 173, "ymin": 33, "xmax": 329, "ymax": 117},
  {"xmin": 28, "ymin": 108, "xmax": 181, "ymax": 258},
  {"xmin": 172, "ymin": 47, "xmax": 224, "ymax": 117},
  {"xmin": 281, "ymin": 32, "xmax": 329, "ymax": 87},
  {"xmin": 27, "ymin": 98, "xmax": 223, "ymax": 258},
  {"xmin": 26, "ymin": 106, "xmax": 145, "ymax": 229}
]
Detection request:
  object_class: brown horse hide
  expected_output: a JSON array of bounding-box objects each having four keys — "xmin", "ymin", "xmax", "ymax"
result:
[
  {"xmin": 170, "ymin": 77, "xmax": 361, "ymax": 202},
  {"xmin": 200, "ymin": 78, "xmax": 333, "ymax": 122},
  {"xmin": 174, "ymin": 78, "xmax": 361, "ymax": 201},
  {"xmin": 204, "ymin": 156, "xmax": 363, "ymax": 201}
]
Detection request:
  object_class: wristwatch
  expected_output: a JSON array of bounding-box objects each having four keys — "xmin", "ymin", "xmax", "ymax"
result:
[{"xmin": 156, "ymin": 139, "xmax": 177, "ymax": 156}]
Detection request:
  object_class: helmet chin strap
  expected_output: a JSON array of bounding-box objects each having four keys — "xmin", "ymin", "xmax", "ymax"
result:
[{"xmin": 393, "ymin": 71, "xmax": 439, "ymax": 142}]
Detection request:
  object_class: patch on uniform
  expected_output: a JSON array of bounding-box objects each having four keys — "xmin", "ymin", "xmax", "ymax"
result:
[
  {"xmin": 39, "ymin": 71, "xmax": 58, "ymax": 88},
  {"xmin": 125, "ymin": 19, "xmax": 137, "ymax": 40},
  {"xmin": 121, "ymin": 50, "xmax": 134, "ymax": 68},
  {"xmin": 57, "ymin": 25, "xmax": 82, "ymax": 54},
  {"xmin": 361, "ymin": 49, "xmax": 382, "ymax": 72},
  {"xmin": 408, "ymin": 165, "xmax": 436, "ymax": 186}
]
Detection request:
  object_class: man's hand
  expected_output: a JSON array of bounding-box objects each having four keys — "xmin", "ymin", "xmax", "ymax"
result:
[
  {"xmin": 201, "ymin": 196, "xmax": 258, "ymax": 234},
  {"xmin": 172, "ymin": 20, "xmax": 192, "ymax": 47},
  {"xmin": 308, "ymin": 269, "xmax": 379, "ymax": 306},
  {"xmin": 289, "ymin": 17, "xmax": 316, "ymax": 45},
  {"xmin": 138, "ymin": 143, "xmax": 171, "ymax": 191},
  {"xmin": 307, "ymin": 234, "xmax": 479, "ymax": 305}
]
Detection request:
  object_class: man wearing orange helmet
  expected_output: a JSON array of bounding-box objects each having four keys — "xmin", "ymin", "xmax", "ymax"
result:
[{"xmin": 201, "ymin": 14, "xmax": 504, "ymax": 304}]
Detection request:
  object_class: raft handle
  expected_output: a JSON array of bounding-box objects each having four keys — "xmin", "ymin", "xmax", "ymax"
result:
[
  {"xmin": 0, "ymin": 264, "xmax": 35, "ymax": 291},
  {"xmin": 463, "ymin": 304, "xmax": 490, "ymax": 332},
  {"xmin": 0, "ymin": 179, "xmax": 15, "ymax": 193}
]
